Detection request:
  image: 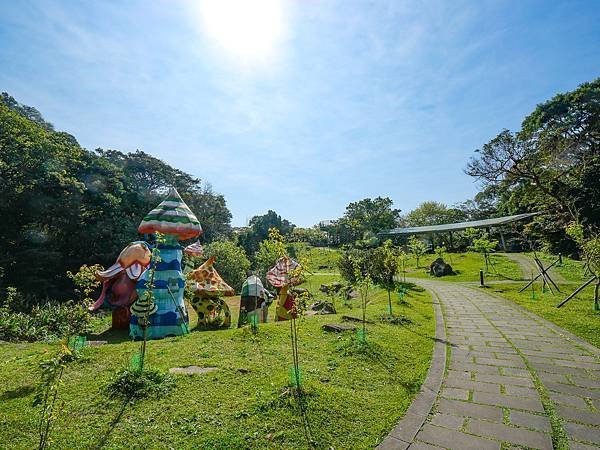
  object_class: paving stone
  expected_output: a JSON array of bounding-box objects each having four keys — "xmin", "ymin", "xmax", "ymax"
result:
[
  {"xmin": 570, "ymin": 376, "xmax": 600, "ymax": 389},
  {"xmin": 388, "ymin": 413, "xmax": 422, "ymax": 443},
  {"xmin": 509, "ymin": 410, "xmax": 551, "ymax": 432},
  {"xmin": 556, "ymin": 405, "xmax": 600, "ymax": 426},
  {"xmin": 416, "ymin": 424, "xmax": 500, "ymax": 450},
  {"xmin": 504, "ymin": 384, "xmax": 538, "ymax": 397},
  {"xmin": 437, "ymin": 398, "xmax": 504, "ymax": 421},
  {"xmin": 546, "ymin": 381, "xmax": 600, "ymax": 400},
  {"xmin": 569, "ymin": 441, "xmax": 600, "ymax": 450},
  {"xmin": 410, "ymin": 441, "xmax": 445, "ymax": 449},
  {"xmin": 441, "ymin": 387, "xmax": 469, "ymax": 401},
  {"xmin": 472, "ymin": 392, "xmax": 544, "ymax": 412},
  {"xmin": 446, "ymin": 369, "xmax": 472, "ymax": 381},
  {"xmin": 444, "ymin": 378, "xmax": 500, "ymax": 394},
  {"xmin": 549, "ymin": 391, "xmax": 590, "ymax": 409},
  {"xmin": 501, "ymin": 367, "xmax": 530, "ymax": 378},
  {"xmin": 450, "ymin": 362, "xmax": 501, "ymax": 375},
  {"xmin": 475, "ymin": 358, "xmax": 526, "ymax": 368},
  {"xmin": 533, "ymin": 363, "xmax": 590, "ymax": 377},
  {"xmin": 465, "ymin": 418, "xmax": 552, "ymax": 449},
  {"xmin": 564, "ymin": 421, "xmax": 600, "ymax": 445},
  {"xmin": 475, "ymin": 373, "xmax": 535, "ymax": 388},
  {"xmin": 536, "ymin": 372, "xmax": 569, "ymax": 383},
  {"xmin": 430, "ymin": 413, "xmax": 464, "ymax": 430},
  {"xmin": 377, "ymin": 435, "xmax": 409, "ymax": 450}
]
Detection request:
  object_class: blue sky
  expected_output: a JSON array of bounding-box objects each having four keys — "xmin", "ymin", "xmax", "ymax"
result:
[{"xmin": 1, "ymin": 1, "xmax": 598, "ymax": 227}]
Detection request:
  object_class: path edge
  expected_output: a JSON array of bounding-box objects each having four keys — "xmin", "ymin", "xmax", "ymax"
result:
[{"xmin": 376, "ymin": 286, "xmax": 447, "ymax": 450}]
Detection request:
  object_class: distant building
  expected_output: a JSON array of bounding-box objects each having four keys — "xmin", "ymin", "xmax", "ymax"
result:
[{"xmin": 318, "ymin": 219, "xmax": 337, "ymax": 228}]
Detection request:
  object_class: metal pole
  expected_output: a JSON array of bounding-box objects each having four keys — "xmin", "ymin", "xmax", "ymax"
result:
[{"xmin": 479, "ymin": 270, "xmax": 484, "ymax": 287}]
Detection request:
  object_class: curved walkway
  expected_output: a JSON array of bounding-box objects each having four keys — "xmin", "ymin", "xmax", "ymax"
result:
[
  {"xmin": 379, "ymin": 279, "xmax": 600, "ymax": 450},
  {"xmin": 502, "ymin": 252, "xmax": 567, "ymax": 284}
]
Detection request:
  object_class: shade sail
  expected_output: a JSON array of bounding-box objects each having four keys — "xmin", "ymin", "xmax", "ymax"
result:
[{"xmin": 379, "ymin": 213, "xmax": 539, "ymax": 236}]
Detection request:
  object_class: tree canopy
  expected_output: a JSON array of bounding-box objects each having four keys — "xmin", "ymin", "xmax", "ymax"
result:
[
  {"xmin": 0, "ymin": 93, "xmax": 232, "ymax": 300},
  {"xmin": 466, "ymin": 78, "xmax": 600, "ymax": 253}
]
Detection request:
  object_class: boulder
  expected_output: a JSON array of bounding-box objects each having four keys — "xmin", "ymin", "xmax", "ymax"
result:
[
  {"xmin": 429, "ymin": 258, "xmax": 453, "ymax": 277},
  {"xmin": 309, "ymin": 300, "xmax": 336, "ymax": 315},
  {"xmin": 319, "ymin": 282, "xmax": 343, "ymax": 293}
]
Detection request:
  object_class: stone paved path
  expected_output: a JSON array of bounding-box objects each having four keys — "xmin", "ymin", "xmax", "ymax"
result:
[{"xmin": 381, "ymin": 279, "xmax": 600, "ymax": 450}]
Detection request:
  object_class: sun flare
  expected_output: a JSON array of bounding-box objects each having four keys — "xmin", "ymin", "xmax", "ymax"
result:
[{"xmin": 198, "ymin": 0, "xmax": 286, "ymax": 64}]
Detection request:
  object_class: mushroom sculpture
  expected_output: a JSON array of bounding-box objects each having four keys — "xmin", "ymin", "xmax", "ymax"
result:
[
  {"xmin": 266, "ymin": 256, "xmax": 301, "ymax": 321},
  {"xmin": 89, "ymin": 241, "xmax": 152, "ymax": 329},
  {"xmin": 238, "ymin": 274, "xmax": 272, "ymax": 327},
  {"xmin": 131, "ymin": 187, "xmax": 202, "ymax": 339},
  {"xmin": 188, "ymin": 256, "xmax": 235, "ymax": 328}
]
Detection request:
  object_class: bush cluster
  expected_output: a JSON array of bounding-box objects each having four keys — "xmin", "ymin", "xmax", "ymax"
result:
[{"xmin": 0, "ymin": 290, "xmax": 91, "ymax": 342}]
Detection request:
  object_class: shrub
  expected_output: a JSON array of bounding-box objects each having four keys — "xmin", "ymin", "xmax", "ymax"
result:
[
  {"xmin": 202, "ymin": 240, "xmax": 251, "ymax": 292},
  {"xmin": 104, "ymin": 367, "xmax": 175, "ymax": 400},
  {"xmin": 0, "ymin": 295, "xmax": 91, "ymax": 342}
]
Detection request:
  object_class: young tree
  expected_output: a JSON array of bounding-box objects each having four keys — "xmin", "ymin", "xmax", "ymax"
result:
[
  {"xmin": 408, "ymin": 236, "xmax": 428, "ymax": 268},
  {"xmin": 470, "ymin": 232, "xmax": 499, "ymax": 272},
  {"xmin": 370, "ymin": 240, "xmax": 400, "ymax": 315},
  {"xmin": 255, "ymin": 228, "xmax": 288, "ymax": 280}
]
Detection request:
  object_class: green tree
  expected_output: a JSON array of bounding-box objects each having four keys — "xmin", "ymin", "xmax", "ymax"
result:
[
  {"xmin": 254, "ymin": 228, "xmax": 288, "ymax": 280},
  {"xmin": 404, "ymin": 201, "xmax": 466, "ymax": 227},
  {"xmin": 370, "ymin": 240, "xmax": 400, "ymax": 315},
  {"xmin": 470, "ymin": 232, "xmax": 499, "ymax": 272},
  {"xmin": 238, "ymin": 210, "xmax": 295, "ymax": 256},
  {"xmin": 408, "ymin": 236, "xmax": 428, "ymax": 268},
  {"xmin": 466, "ymin": 78, "xmax": 600, "ymax": 254},
  {"xmin": 202, "ymin": 240, "xmax": 251, "ymax": 292}
]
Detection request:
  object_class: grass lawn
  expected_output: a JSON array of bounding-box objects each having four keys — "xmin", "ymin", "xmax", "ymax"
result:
[
  {"xmin": 402, "ymin": 252, "xmax": 522, "ymax": 283},
  {"xmin": 533, "ymin": 252, "xmax": 589, "ymax": 283},
  {"xmin": 0, "ymin": 272, "xmax": 434, "ymax": 449},
  {"xmin": 487, "ymin": 282, "xmax": 600, "ymax": 348}
]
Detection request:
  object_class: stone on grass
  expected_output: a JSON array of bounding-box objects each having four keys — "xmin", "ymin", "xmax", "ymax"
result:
[
  {"xmin": 430, "ymin": 258, "xmax": 453, "ymax": 277},
  {"xmin": 319, "ymin": 282, "xmax": 343, "ymax": 293},
  {"xmin": 323, "ymin": 323, "xmax": 356, "ymax": 333},
  {"xmin": 86, "ymin": 340, "xmax": 108, "ymax": 347},
  {"xmin": 308, "ymin": 300, "xmax": 336, "ymax": 315},
  {"xmin": 169, "ymin": 366, "xmax": 218, "ymax": 375}
]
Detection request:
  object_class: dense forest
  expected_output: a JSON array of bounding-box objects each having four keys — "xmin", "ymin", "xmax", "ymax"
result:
[{"xmin": 0, "ymin": 93, "xmax": 232, "ymax": 300}]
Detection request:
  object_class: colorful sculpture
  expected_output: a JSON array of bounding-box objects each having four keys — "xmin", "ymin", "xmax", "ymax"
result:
[
  {"xmin": 131, "ymin": 188, "xmax": 202, "ymax": 340},
  {"xmin": 238, "ymin": 275, "xmax": 271, "ymax": 326},
  {"xmin": 267, "ymin": 256, "xmax": 301, "ymax": 321},
  {"xmin": 188, "ymin": 256, "xmax": 235, "ymax": 328},
  {"xmin": 89, "ymin": 242, "xmax": 152, "ymax": 329}
]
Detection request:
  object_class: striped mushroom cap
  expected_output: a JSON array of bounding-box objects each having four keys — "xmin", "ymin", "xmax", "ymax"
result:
[
  {"xmin": 138, "ymin": 187, "xmax": 202, "ymax": 240},
  {"xmin": 130, "ymin": 294, "xmax": 158, "ymax": 319}
]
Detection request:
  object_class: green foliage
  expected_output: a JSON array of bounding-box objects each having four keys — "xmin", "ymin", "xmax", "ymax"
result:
[
  {"xmin": 0, "ymin": 294, "xmax": 91, "ymax": 342},
  {"xmin": 324, "ymin": 197, "xmax": 400, "ymax": 246},
  {"xmin": 0, "ymin": 95, "xmax": 232, "ymax": 301},
  {"xmin": 289, "ymin": 227, "xmax": 328, "ymax": 247},
  {"xmin": 404, "ymin": 201, "xmax": 465, "ymax": 227},
  {"xmin": 103, "ymin": 367, "xmax": 175, "ymax": 400},
  {"xmin": 408, "ymin": 236, "xmax": 428, "ymax": 268},
  {"xmin": 238, "ymin": 210, "xmax": 295, "ymax": 256},
  {"xmin": 470, "ymin": 232, "xmax": 498, "ymax": 255},
  {"xmin": 33, "ymin": 339, "xmax": 80, "ymax": 450},
  {"xmin": 337, "ymin": 248, "xmax": 370, "ymax": 284},
  {"xmin": 202, "ymin": 240, "xmax": 251, "ymax": 291},
  {"xmin": 466, "ymin": 78, "xmax": 600, "ymax": 254},
  {"xmin": 434, "ymin": 245, "xmax": 447, "ymax": 259},
  {"xmin": 66, "ymin": 264, "xmax": 103, "ymax": 305},
  {"xmin": 254, "ymin": 228, "xmax": 288, "ymax": 279}
]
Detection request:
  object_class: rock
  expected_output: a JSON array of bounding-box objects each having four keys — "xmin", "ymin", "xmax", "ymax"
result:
[
  {"xmin": 309, "ymin": 300, "xmax": 336, "ymax": 315},
  {"xmin": 237, "ymin": 368, "xmax": 250, "ymax": 374},
  {"xmin": 86, "ymin": 340, "xmax": 108, "ymax": 347},
  {"xmin": 169, "ymin": 366, "xmax": 218, "ymax": 375},
  {"xmin": 344, "ymin": 289, "xmax": 359, "ymax": 300},
  {"xmin": 319, "ymin": 282, "xmax": 343, "ymax": 293},
  {"xmin": 322, "ymin": 323, "xmax": 356, "ymax": 332},
  {"xmin": 429, "ymin": 258, "xmax": 453, "ymax": 277}
]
